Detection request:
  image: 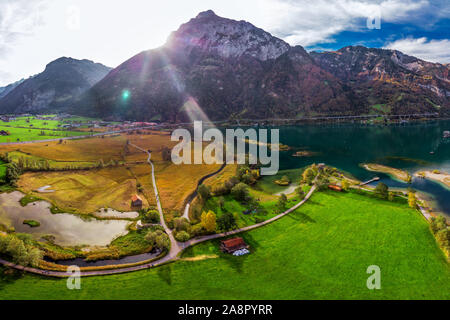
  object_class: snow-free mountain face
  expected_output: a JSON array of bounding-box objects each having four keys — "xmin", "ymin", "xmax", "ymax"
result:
[
  {"xmin": 311, "ymin": 46, "xmax": 449, "ymax": 114},
  {"xmin": 166, "ymin": 10, "xmax": 290, "ymax": 61},
  {"xmin": 0, "ymin": 57, "xmax": 111, "ymax": 114},
  {"xmin": 0, "ymin": 79, "xmax": 26, "ymax": 100},
  {"xmin": 74, "ymin": 10, "xmax": 361, "ymax": 121}
]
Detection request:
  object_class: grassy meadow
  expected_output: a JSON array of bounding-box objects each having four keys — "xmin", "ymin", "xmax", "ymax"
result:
[
  {"xmin": 0, "ymin": 126, "xmax": 86, "ymax": 143},
  {"xmin": 1, "ymin": 191, "xmax": 448, "ymax": 300}
]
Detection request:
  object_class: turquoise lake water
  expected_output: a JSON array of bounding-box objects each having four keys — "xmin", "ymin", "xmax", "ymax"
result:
[{"xmin": 274, "ymin": 120, "xmax": 450, "ymax": 217}]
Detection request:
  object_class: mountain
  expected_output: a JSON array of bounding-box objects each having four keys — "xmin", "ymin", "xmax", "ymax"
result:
[
  {"xmin": 0, "ymin": 79, "xmax": 26, "ymax": 99},
  {"xmin": 311, "ymin": 46, "xmax": 450, "ymax": 115},
  {"xmin": 74, "ymin": 10, "xmax": 361, "ymax": 121},
  {"xmin": 0, "ymin": 58, "xmax": 111, "ymax": 114},
  {"xmin": 72, "ymin": 11, "xmax": 448, "ymax": 121}
]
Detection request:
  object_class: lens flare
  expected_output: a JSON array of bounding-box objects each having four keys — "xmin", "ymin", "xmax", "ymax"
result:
[{"xmin": 122, "ymin": 90, "xmax": 130, "ymax": 101}]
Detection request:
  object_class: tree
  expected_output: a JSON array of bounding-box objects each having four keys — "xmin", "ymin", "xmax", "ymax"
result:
[
  {"xmin": 430, "ymin": 216, "xmax": 447, "ymax": 235},
  {"xmin": 218, "ymin": 196, "xmax": 225, "ymax": 209},
  {"xmin": 201, "ymin": 211, "xmax": 217, "ymax": 232},
  {"xmin": 278, "ymin": 194, "xmax": 288, "ymax": 210},
  {"xmin": 295, "ymin": 187, "xmax": 305, "ymax": 200},
  {"xmin": 198, "ymin": 184, "xmax": 211, "ymax": 201},
  {"xmin": 27, "ymin": 247, "xmax": 43, "ymax": 267},
  {"xmin": 6, "ymin": 162, "xmax": 22, "ymax": 185},
  {"xmin": 143, "ymin": 209, "xmax": 160, "ymax": 223},
  {"xmin": 145, "ymin": 229, "xmax": 163, "ymax": 245},
  {"xmin": 231, "ymin": 183, "xmax": 250, "ymax": 202},
  {"xmin": 217, "ymin": 212, "xmax": 237, "ymax": 231},
  {"xmin": 302, "ymin": 168, "xmax": 316, "ymax": 185},
  {"xmin": 408, "ymin": 192, "xmax": 416, "ymax": 208},
  {"xmin": 374, "ymin": 182, "xmax": 389, "ymax": 199},
  {"xmin": 175, "ymin": 231, "xmax": 190, "ymax": 242},
  {"xmin": 388, "ymin": 192, "xmax": 394, "ymax": 201},
  {"xmin": 155, "ymin": 233, "xmax": 170, "ymax": 250},
  {"xmin": 6, "ymin": 237, "xmax": 28, "ymax": 265},
  {"xmin": 341, "ymin": 179, "xmax": 350, "ymax": 191},
  {"xmin": 173, "ymin": 217, "xmax": 190, "ymax": 232}
]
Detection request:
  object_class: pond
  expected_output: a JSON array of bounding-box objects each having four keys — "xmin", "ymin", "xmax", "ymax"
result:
[{"xmin": 0, "ymin": 191, "xmax": 131, "ymax": 246}]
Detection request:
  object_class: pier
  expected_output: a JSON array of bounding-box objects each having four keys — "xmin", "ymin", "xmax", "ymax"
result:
[{"xmin": 360, "ymin": 177, "xmax": 380, "ymax": 186}]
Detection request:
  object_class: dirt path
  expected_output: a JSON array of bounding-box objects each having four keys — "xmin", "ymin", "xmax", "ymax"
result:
[{"xmin": 0, "ymin": 144, "xmax": 317, "ymax": 277}]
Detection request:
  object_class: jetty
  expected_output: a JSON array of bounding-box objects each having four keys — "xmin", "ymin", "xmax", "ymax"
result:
[{"xmin": 360, "ymin": 177, "xmax": 380, "ymax": 186}]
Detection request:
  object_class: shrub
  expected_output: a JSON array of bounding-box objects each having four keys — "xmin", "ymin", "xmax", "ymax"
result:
[
  {"xmin": 175, "ymin": 231, "xmax": 190, "ymax": 242},
  {"xmin": 198, "ymin": 184, "xmax": 211, "ymax": 201},
  {"xmin": 278, "ymin": 194, "xmax": 288, "ymax": 210},
  {"xmin": 190, "ymin": 224, "xmax": 206, "ymax": 237},
  {"xmin": 201, "ymin": 211, "xmax": 217, "ymax": 233},
  {"xmin": 231, "ymin": 183, "xmax": 251, "ymax": 202},
  {"xmin": 374, "ymin": 182, "xmax": 389, "ymax": 199},
  {"xmin": 173, "ymin": 217, "xmax": 190, "ymax": 233},
  {"xmin": 142, "ymin": 209, "xmax": 160, "ymax": 223},
  {"xmin": 341, "ymin": 179, "xmax": 350, "ymax": 191},
  {"xmin": 145, "ymin": 230, "xmax": 170, "ymax": 251},
  {"xmin": 217, "ymin": 212, "xmax": 237, "ymax": 231}
]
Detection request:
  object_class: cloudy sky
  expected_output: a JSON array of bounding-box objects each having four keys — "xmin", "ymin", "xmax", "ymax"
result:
[{"xmin": 0, "ymin": 0, "xmax": 448, "ymax": 86}]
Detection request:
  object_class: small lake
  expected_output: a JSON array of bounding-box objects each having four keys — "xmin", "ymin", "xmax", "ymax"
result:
[{"xmin": 0, "ymin": 191, "xmax": 131, "ymax": 246}]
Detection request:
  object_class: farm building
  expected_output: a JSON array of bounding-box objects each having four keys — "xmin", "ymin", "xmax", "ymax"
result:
[
  {"xmin": 328, "ymin": 185, "xmax": 343, "ymax": 192},
  {"xmin": 131, "ymin": 195, "xmax": 143, "ymax": 207},
  {"xmin": 220, "ymin": 237, "xmax": 249, "ymax": 253}
]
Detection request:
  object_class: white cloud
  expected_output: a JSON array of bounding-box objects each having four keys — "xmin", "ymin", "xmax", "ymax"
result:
[
  {"xmin": 384, "ymin": 37, "xmax": 450, "ymax": 63},
  {"xmin": 265, "ymin": 0, "xmax": 429, "ymax": 46},
  {"xmin": 0, "ymin": 0, "xmax": 47, "ymax": 83}
]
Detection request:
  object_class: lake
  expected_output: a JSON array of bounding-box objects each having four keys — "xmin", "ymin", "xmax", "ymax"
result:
[
  {"xmin": 0, "ymin": 191, "xmax": 131, "ymax": 246},
  {"xmin": 274, "ymin": 120, "xmax": 450, "ymax": 217}
]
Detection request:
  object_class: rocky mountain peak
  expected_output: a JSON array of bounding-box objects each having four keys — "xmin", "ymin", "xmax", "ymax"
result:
[
  {"xmin": 195, "ymin": 9, "xmax": 217, "ymax": 19},
  {"xmin": 166, "ymin": 10, "xmax": 291, "ymax": 61}
]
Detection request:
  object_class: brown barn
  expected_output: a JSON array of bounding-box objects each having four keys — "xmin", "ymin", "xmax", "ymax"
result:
[
  {"xmin": 220, "ymin": 237, "xmax": 249, "ymax": 253},
  {"xmin": 328, "ymin": 185, "xmax": 343, "ymax": 192},
  {"xmin": 131, "ymin": 195, "xmax": 143, "ymax": 207}
]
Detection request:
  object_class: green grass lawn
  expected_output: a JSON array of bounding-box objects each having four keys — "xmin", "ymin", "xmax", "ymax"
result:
[
  {"xmin": 0, "ymin": 126, "xmax": 87, "ymax": 143},
  {"xmin": 0, "ymin": 191, "xmax": 448, "ymax": 299}
]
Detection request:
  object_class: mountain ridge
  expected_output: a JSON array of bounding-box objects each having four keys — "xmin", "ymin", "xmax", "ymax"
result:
[{"xmin": 0, "ymin": 57, "xmax": 111, "ymax": 114}]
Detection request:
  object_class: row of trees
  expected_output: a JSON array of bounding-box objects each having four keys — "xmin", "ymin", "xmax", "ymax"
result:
[
  {"xmin": 0, "ymin": 234, "xmax": 43, "ymax": 267},
  {"xmin": 430, "ymin": 216, "xmax": 449, "ymax": 258}
]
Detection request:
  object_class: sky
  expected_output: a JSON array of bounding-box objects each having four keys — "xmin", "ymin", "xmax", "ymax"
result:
[{"xmin": 0, "ymin": 0, "xmax": 449, "ymax": 86}]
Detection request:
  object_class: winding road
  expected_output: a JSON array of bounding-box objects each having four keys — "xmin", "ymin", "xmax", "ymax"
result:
[{"xmin": 0, "ymin": 142, "xmax": 317, "ymax": 277}]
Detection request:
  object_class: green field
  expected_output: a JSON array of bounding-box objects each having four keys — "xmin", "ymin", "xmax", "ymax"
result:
[
  {"xmin": 0, "ymin": 126, "xmax": 88, "ymax": 143},
  {"xmin": 0, "ymin": 191, "xmax": 448, "ymax": 300}
]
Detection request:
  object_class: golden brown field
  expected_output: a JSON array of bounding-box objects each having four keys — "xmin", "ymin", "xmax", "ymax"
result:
[
  {"xmin": 17, "ymin": 166, "xmax": 149, "ymax": 214},
  {"xmin": 1, "ymin": 135, "xmax": 127, "ymax": 162},
  {"xmin": 8, "ymin": 131, "xmax": 227, "ymax": 216}
]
